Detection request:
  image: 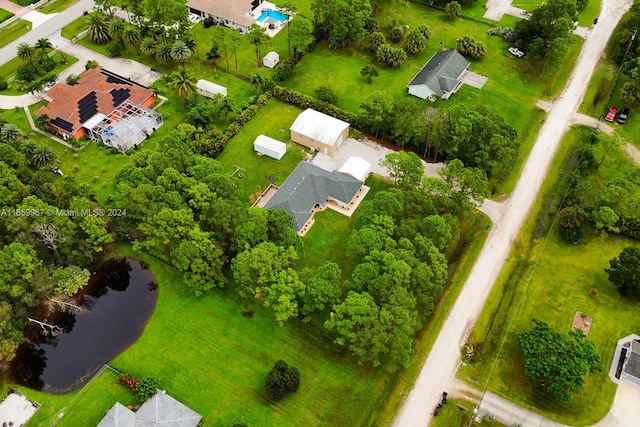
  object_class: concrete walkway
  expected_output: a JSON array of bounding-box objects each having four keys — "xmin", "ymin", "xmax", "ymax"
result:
[
  {"xmin": 484, "ymin": 0, "xmax": 528, "ymax": 21},
  {"xmin": 0, "ymin": 0, "xmax": 23, "ymax": 14}
]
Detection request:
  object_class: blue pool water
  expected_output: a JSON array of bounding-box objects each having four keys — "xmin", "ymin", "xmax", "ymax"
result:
[{"xmin": 256, "ymin": 9, "xmax": 288, "ymax": 23}]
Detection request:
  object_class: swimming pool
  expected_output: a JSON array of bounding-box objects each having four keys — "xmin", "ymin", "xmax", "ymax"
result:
[{"xmin": 256, "ymin": 9, "xmax": 288, "ymax": 23}]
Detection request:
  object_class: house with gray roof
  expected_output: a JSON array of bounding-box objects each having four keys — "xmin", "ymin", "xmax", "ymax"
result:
[
  {"xmin": 407, "ymin": 50, "xmax": 470, "ymax": 100},
  {"xmin": 264, "ymin": 161, "xmax": 363, "ymax": 232},
  {"xmin": 622, "ymin": 340, "xmax": 640, "ymax": 387},
  {"xmin": 97, "ymin": 391, "xmax": 202, "ymax": 427}
]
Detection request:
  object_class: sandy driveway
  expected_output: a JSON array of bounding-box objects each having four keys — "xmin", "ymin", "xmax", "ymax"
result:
[{"xmin": 392, "ymin": 0, "xmax": 633, "ymax": 425}]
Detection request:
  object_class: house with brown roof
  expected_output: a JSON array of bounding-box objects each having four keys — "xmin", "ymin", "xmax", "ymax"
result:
[
  {"xmin": 35, "ymin": 67, "xmax": 162, "ymax": 153},
  {"xmin": 187, "ymin": 0, "xmax": 264, "ymax": 34}
]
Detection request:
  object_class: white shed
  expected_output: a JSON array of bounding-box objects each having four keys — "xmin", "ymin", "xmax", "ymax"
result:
[
  {"xmin": 254, "ymin": 134, "xmax": 286, "ymax": 160},
  {"xmin": 196, "ymin": 79, "xmax": 227, "ymax": 98},
  {"xmin": 338, "ymin": 156, "xmax": 371, "ymax": 181},
  {"xmin": 263, "ymin": 51, "xmax": 280, "ymax": 68}
]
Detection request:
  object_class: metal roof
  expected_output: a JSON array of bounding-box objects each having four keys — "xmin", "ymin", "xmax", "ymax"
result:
[
  {"xmin": 196, "ymin": 79, "xmax": 227, "ymax": 94},
  {"xmin": 264, "ymin": 51, "xmax": 279, "ymax": 61},
  {"xmin": 290, "ymin": 109, "xmax": 350, "ymax": 147},
  {"xmin": 265, "ymin": 161, "xmax": 362, "ymax": 231},
  {"xmin": 407, "ymin": 50, "xmax": 469, "ymax": 97},
  {"xmin": 338, "ymin": 156, "xmax": 371, "ymax": 182},
  {"xmin": 254, "ymin": 134, "xmax": 286, "ymax": 155}
]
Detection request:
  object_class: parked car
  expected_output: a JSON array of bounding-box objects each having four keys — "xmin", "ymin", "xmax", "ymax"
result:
[
  {"xmin": 508, "ymin": 47, "xmax": 525, "ymax": 58},
  {"xmin": 617, "ymin": 107, "xmax": 629, "ymax": 124},
  {"xmin": 605, "ymin": 107, "xmax": 617, "ymax": 122}
]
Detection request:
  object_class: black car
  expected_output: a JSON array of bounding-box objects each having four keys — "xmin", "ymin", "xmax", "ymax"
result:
[{"xmin": 617, "ymin": 107, "xmax": 629, "ymax": 124}]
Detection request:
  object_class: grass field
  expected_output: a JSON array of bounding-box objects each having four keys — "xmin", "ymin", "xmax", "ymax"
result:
[
  {"xmin": 430, "ymin": 398, "xmax": 505, "ymax": 427},
  {"xmin": 38, "ymin": 0, "xmax": 78, "ymax": 13},
  {"xmin": 461, "ymin": 127, "xmax": 640, "ymax": 426},
  {"xmin": 0, "ymin": 8, "xmax": 13, "ymax": 24},
  {"xmin": 0, "ymin": 19, "xmax": 31, "ymax": 49}
]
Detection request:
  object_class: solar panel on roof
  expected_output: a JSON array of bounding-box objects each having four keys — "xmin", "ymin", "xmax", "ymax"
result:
[
  {"xmin": 50, "ymin": 117, "xmax": 74, "ymax": 133},
  {"xmin": 78, "ymin": 91, "xmax": 98, "ymax": 123},
  {"xmin": 110, "ymin": 88, "xmax": 131, "ymax": 107},
  {"xmin": 101, "ymin": 69, "xmax": 132, "ymax": 86}
]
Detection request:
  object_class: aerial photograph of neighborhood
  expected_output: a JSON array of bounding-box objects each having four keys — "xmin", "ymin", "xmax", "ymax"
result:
[{"xmin": 0, "ymin": 0, "xmax": 638, "ymax": 425}]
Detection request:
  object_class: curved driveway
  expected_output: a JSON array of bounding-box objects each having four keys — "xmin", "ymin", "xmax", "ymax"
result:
[{"xmin": 392, "ymin": 0, "xmax": 633, "ymax": 425}]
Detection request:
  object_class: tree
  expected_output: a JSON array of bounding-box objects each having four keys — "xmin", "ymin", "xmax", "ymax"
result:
[
  {"xmin": 312, "ymin": 0, "xmax": 371, "ymax": 49},
  {"xmin": 108, "ymin": 16, "xmax": 126, "ymax": 45},
  {"xmin": 155, "ymin": 42, "xmax": 173, "ymax": 65},
  {"xmin": 141, "ymin": 0, "xmax": 187, "ymax": 28},
  {"xmin": 375, "ymin": 44, "xmax": 407, "ymax": 68},
  {"xmin": 51, "ymin": 266, "xmax": 90, "ymax": 296},
  {"xmin": 265, "ymin": 360, "xmax": 300, "ymax": 401},
  {"xmin": 437, "ymin": 159, "xmax": 490, "ymax": 212},
  {"xmin": 206, "ymin": 43, "xmax": 221, "ymax": 75},
  {"xmin": 249, "ymin": 73, "xmax": 266, "ymax": 94},
  {"xmin": 17, "ymin": 43, "xmax": 34, "ymax": 63},
  {"xmin": 122, "ymin": 26, "xmax": 140, "ymax": 53},
  {"xmin": 165, "ymin": 68, "xmax": 197, "ymax": 98},
  {"xmin": 232, "ymin": 242, "xmax": 298, "ymax": 299},
  {"xmin": 0, "ymin": 242, "xmax": 43, "ymax": 306},
  {"xmin": 380, "ymin": 151, "xmax": 424, "ymax": 189},
  {"xmin": 85, "ymin": 12, "xmax": 112, "ymax": 45},
  {"xmin": 405, "ymin": 28, "xmax": 427, "ymax": 55},
  {"xmin": 247, "ymin": 24, "xmax": 270, "ymax": 68},
  {"xmin": 1, "ymin": 123, "xmax": 23, "ymax": 143},
  {"xmin": 170, "ymin": 40, "xmax": 192, "ymax": 65},
  {"xmin": 445, "ymin": 1, "xmax": 462, "ymax": 20},
  {"xmin": 391, "ymin": 0, "xmax": 408, "ymax": 25},
  {"xmin": 606, "ymin": 247, "xmax": 640, "ymax": 300},
  {"xmin": 289, "ymin": 14, "xmax": 314, "ymax": 60},
  {"xmin": 517, "ymin": 319, "xmax": 603, "ymax": 402},
  {"xmin": 301, "ymin": 262, "xmax": 342, "ymax": 317},
  {"xmin": 367, "ymin": 31, "xmax": 386, "ymax": 52},
  {"xmin": 134, "ymin": 376, "xmax": 159, "ymax": 402},
  {"xmin": 314, "ymin": 86, "xmax": 338, "ymax": 104},
  {"xmin": 360, "ymin": 64, "xmax": 379, "ymax": 83},
  {"xmin": 31, "ymin": 145, "xmax": 56, "ymax": 167},
  {"xmin": 278, "ymin": 1, "xmax": 297, "ymax": 58},
  {"xmin": 34, "ymin": 38, "xmax": 53, "ymax": 59},
  {"xmin": 359, "ymin": 90, "xmax": 395, "ymax": 137},
  {"xmin": 140, "ymin": 37, "xmax": 157, "ymax": 57}
]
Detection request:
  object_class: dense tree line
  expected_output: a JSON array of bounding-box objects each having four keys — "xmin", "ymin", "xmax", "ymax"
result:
[
  {"xmin": 0, "ymin": 121, "xmax": 113, "ymax": 362},
  {"xmin": 610, "ymin": 1, "xmax": 640, "ymax": 106}
]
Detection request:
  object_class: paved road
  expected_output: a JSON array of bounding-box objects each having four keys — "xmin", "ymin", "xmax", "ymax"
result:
[
  {"xmin": 0, "ymin": 0, "xmax": 94, "ymax": 67},
  {"xmin": 392, "ymin": 0, "xmax": 632, "ymax": 425}
]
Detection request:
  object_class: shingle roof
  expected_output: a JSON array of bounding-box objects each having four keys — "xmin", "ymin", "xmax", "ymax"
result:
[
  {"xmin": 265, "ymin": 162, "xmax": 363, "ymax": 231},
  {"xmin": 97, "ymin": 392, "xmax": 201, "ymax": 427},
  {"xmin": 290, "ymin": 109, "xmax": 350, "ymax": 147},
  {"xmin": 35, "ymin": 67, "xmax": 154, "ymax": 135},
  {"xmin": 407, "ymin": 50, "xmax": 470, "ymax": 95},
  {"xmin": 623, "ymin": 340, "xmax": 640, "ymax": 380},
  {"xmin": 96, "ymin": 402, "xmax": 136, "ymax": 427},
  {"xmin": 187, "ymin": 0, "xmax": 254, "ymax": 27}
]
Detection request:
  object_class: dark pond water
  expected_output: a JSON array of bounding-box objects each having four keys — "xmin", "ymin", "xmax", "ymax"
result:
[{"xmin": 10, "ymin": 258, "xmax": 158, "ymax": 393}]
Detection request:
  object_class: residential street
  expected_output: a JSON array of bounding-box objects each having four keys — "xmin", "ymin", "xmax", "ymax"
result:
[{"xmin": 392, "ymin": 0, "xmax": 633, "ymax": 425}]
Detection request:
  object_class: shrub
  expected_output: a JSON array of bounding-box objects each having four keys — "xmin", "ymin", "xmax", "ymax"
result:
[
  {"xmin": 367, "ymin": 31, "xmax": 386, "ymax": 52},
  {"xmin": 416, "ymin": 23, "xmax": 431, "ymax": 40},
  {"xmin": 456, "ymin": 35, "xmax": 487, "ymax": 59},
  {"xmin": 203, "ymin": 17, "xmax": 215, "ymax": 28},
  {"xmin": 487, "ymin": 26, "xmax": 516, "ymax": 43},
  {"xmin": 314, "ymin": 86, "xmax": 338, "ymax": 105},
  {"xmin": 16, "ymin": 63, "xmax": 37, "ymax": 82},
  {"xmin": 0, "ymin": 77, "xmax": 7, "ymax": 91},
  {"xmin": 108, "ymin": 43, "xmax": 122, "ymax": 57},
  {"xmin": 134, "ymin": 376, "xmax": 159, "ymax": 403},
  {"xmin": 265, "ymin": 360, "xmax": 300, "ymax": 401},
  {"xmin": 85, "ymin": 60, "xmax": 99, "ymax": 69},
  {"xmin": 405, "ymin": 28, "xmax": 427, "ymax": 55},
  {"xmin": 272, "ymin": 61, "xmax": 293, "ymax": 82},
  {"xmin": 39, "ymin": 57, "xmax": 56, "ymax": 72},
  {"xmin": 66, "ymin": 74, "xmax": 80, "ymax": 85},
  {"xmin": 118, "ymin": 373, "xmax": 140, "ymax": 391},
  {"xmin": 376, "ymin": 44, "xmax": 407, "ymax": 68},
  {"xmin": 389, "ymin": 27, "xmax": 404, "ymax": 43}
]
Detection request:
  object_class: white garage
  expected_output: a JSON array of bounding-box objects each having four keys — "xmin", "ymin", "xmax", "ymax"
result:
[
  {"xmin": 254, "ymin": 134, "xmax": 286, "ymax": 160},
  {"xmin": 196, "ymin": 79, "xmax": 227, "ymax": 98},
  {"xmin": 338, "ymin": 156, "xmax": 371, "ymax": 181}
]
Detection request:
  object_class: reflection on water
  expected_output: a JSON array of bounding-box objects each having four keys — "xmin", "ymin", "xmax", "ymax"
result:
[{"xmin": 10, "ymin": 258, "xmax": 158, "ymax": 393}]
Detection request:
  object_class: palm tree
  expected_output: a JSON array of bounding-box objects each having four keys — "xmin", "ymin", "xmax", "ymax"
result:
[
  {"xmin": 170, "ymin": 40, "xmax": 191, "ymax": 65},
  {"xmin": 17, "ymin": 43, "xmax": 35, "ymax": 63},
  {"xmin": 122, "ymin": 26, "xmax": 140, "ymax": 53},
  {"xmin": 35, "ymin": 38, "xmax": 53, "ymax": 59},
  {"xmin": 35, "ymin": 113, "xmax": 50, "ymax": 131},
  {"xmin": 0, "ymin": 123, "xmax": 22, "ymax": 143},
  {"xmin": 140, "ymin": 37, "xmax": 157, "ymax": 57},
  {"xmin": 20, "ymin": 141, "xmax": 38, "ymax": 157},
  {"xmin": 247, "ymin": 24, "xmax": 270, "ymax": 68},
  {"xmin": 250, "ymin": 73, "xmax": 266, "ymax": 95},
  {"xmin": 277, "ymin": 2, "xmax": 296, "ymax": 58},
  {"xmin": 206, "ymin": 44, "xmax": 221, "ymax": 75},
  {"xmin": 218, "ymin": 96, "xmax": 236, "ymax": 121},
  {"xmin": 108, "ymin": 16, "xmax": 126, "ymax": 45},
  {"xmin": 155, "ymin": 42, "xmax": 172, "ymax": 64},
  {"xmin": 183, "ymin": 37, "xmax": 197, "ymax": 56},
  {"xmin": 85, "ymin": 12, "xmax": 112, "ymax": 45},
  {"xmin": 31, "ymin": 146, "xmax": 56, "ymax": 167},
  {"xmin": 166, "ymin": 68, "xmax": 197, "ymax": 98}
]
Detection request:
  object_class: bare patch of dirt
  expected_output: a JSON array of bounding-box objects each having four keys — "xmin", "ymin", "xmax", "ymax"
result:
[
  {"xmin": 572, "ymin": 311, "xmax": 593, "ymax": 335},
  {"xmin": 623, "ymin": 144, "xmax": 640, "ymax": 165}
]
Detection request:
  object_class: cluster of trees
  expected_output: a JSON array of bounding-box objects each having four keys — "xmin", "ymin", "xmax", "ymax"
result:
[
  {"xmin": 610, "ymin": 1, "xmax": 640, "ymax": 106},
  {"xmin": 517, "ymin": 319, "xmax": 603, "ymax": 402},
  {"xmin": 514, "ymin": 0, "xmax": 578, "ymax": 68},
  {"xmin": 456, "ymin": 35, "xmax": 487, "ymax": 60},
  {"xmin": 13, "ymin": 38, "xmax": 65, "ymax": 94},
  {"xmin": 606, "ymin": 247, "xmax": 640, "ymax": 301},
  {"xmin": 1, "ymin": 122, "xmax": 114, "ymax": 361},
  {"xmin": 312, "ymin": 0, "xmax": 372, "ymax": 49},
  {"xmin": 558, "ymin": 134, "xmax": 640, "ymax": 243},
  {"xmin": 368, "ymin": 24, "xmax": 431, "ymax": 68},
  {"xmin": 358, "ymin": 93, "xmax": 519, "ymax": 179}
]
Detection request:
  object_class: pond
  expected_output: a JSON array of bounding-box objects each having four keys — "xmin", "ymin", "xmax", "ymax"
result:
[{"xmin": 10, "ymin": 258, "xmax": 158, "ymax": 393}]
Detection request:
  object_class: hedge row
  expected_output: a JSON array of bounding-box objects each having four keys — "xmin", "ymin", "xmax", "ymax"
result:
[{"xmin": 223, "ymin": 93, "xmax": 272, "ymax": 142}]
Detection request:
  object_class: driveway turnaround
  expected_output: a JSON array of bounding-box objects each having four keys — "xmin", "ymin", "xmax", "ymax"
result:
[{"xmin": 392, "ymin": 0, "xmax": 633, "ymax": 425}]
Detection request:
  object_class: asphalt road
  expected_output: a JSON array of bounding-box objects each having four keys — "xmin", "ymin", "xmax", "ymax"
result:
[{"xmin": 392, "ymin": 0, "xmax": 633, "ymax": 425}]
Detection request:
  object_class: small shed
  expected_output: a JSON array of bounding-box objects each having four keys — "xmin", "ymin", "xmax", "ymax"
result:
[
  {"xmin": 254, "ymin": 134, "xmax": 286, "ymax": 160},
  {"xmin": 338, "ymin": 156, "xmax": 371, "ymax": 181},
  {"xmin": 196, "ymin": 79, "xmax": 227, "ymax": 98},
  {"xmin": 263, "ymin": 51, "xmax": 280, "ymax": 68}
]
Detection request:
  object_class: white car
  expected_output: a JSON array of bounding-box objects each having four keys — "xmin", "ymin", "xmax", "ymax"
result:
[{"xmin": 508, "ymin": 47, "xmax": 525, "ymax": 58}]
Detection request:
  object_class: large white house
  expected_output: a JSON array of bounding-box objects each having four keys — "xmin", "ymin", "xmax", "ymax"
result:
[{"xmin": 187, "ymin": 0, "xmax": 264, "ymax": 34}]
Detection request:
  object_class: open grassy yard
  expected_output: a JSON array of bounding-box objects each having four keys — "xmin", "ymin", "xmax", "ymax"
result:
[
  {"xmin": 38, "ymin": 0, "xmax": 78, "ymax": 14},
  {"xmin": 216, "ymin": 98, "xmax": 307, "ymax": 202},
  {"xmin": 0, "ymin": 8, "xmax": 13, "ymax": 23},
  {"xmin": 461, "ymin": 127, "xmax": 640, "ymax": 426},
  {"xmin": 21, "ymin": 244, "xmax": 393, "ymax": 427},
  {"xmin": 0, "ymin": 19, "xmax": 31, "ymax": 49},
  {"xmin": 430, "ymin": 398, "xmax": 505, "ymax": 427}
]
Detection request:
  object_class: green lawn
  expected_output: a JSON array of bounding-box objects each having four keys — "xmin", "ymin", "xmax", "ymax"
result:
[
  {"xmin": 0, "ymin": 51, "xmax": 79, "ymax": 95},
  {"xmin": 38, "ymin": 0, "xmax": 78, "ymax": 13},
  {"xmin": 0, "ymin": 8, "xmax": 13, "ymax": 23},
  {"xmin": 461, "ymin": 127, "xmax": 640, "ymax": 426},
  {"xmin": 0, "ymin": 19, "xmax": 31, "ymax": 49},
  {"xmin": 430, "ymin": 399, "xmax": 505, "ymax": 427},
  {"xmin": 21, "ymin": 244, "xmax": 392, "ymax": 427},
  {"xmin": 216, "ymin": 98, "xmax": 307, "ymax": 203}
]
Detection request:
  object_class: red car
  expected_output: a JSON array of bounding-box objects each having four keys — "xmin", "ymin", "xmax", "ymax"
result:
[{"xmin": 605, "ymin": 107, "xmax": 617, "ymax": 122}]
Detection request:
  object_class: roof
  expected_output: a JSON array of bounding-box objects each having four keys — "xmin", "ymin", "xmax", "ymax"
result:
[
  {"xmin": 624, "ymin": 341, "xmax": 640, "ymax": 380},
  {"xmin": 264, "ymin": 51, "xmax": 279, "ymax": 61},
  {"xmin": 407, "ymin": 50, "xmax": 470, "ymax": 96},
  {"xmin": 196, "ymin": 79, "xmax": 227, "ymax": 94},
  {"xmin": 338, "ymin": 156, "xmax": 371, "ymax": 182},
  {"xmin": 290, "ymin": 109, "xmax": 350, "ymax": 147},
  {"xmin": 35, "ymin": 67, "xmax": 154, "ymax": 135},
  {"xmin": 265, "ymin": 161, "xmax": 363, "ymax": 231},
  {"xmin": 254, "ymin": 134, "xmax": 286, "ymax": 153},
  {"xmin": 97, "ymin": 392, "xmax": 202, "ymax": 427},
  {"xmin": 187, "ymin": 0, "xmax": 254, "ymax": 27}
]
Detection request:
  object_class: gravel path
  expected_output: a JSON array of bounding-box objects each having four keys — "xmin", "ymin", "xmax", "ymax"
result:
[{"xmin": 392, "ymin": 0, "xmax": 633, "ymax": 425}]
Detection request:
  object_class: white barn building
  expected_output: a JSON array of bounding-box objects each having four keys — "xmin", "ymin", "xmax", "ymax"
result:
[
  {"xmin": 196, "ymin": 79, "xmax": 227, "ymax": 98},
  {"xmin": 290, "ymin": 109, "xmax": 350, "ymax": 156}
]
